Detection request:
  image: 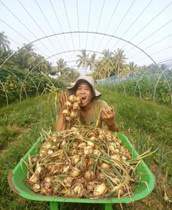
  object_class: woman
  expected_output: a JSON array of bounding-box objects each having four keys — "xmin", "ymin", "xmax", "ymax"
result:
[{"xmin": 55, "ymin": 76, "xmax": 119, "ymax": 132}]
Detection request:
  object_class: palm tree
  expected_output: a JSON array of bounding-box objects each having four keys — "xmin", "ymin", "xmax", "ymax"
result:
[
  {"xmin": 92, "ymin": 60, "xmax": 103, "ymax": 80},
  {"xmin": 91, "ymin": 58, "xmax": 110, "ymax": 80},
  {"xmin": 100, "ymin": 57, "xmax": 114, "ymax": 78},
  {"xmin": 0, "ymin": 32, "xmax": 10, "ymax": 56},
  {"xmin": 128, "ymin": 62, "xmax": 138, "ymax": 72},
  {"xmin": 102, "ymin": 49, "xmax": 113, "ymax": 58},
  {"xmin": 88, "ymin": 53, "xmax": 96, "ymax": 70},
  {"xmin": 65, "ymin": 68, "xmax": 80, "ymax": 83},
  {"xmin": 56, "ymin": 58, "xmax": 67, "ymax": 76},
  {"xmin": 33, "ymin": 55, "xmax": 51, "ymax": 74},
  {"xmin": 15, "ymin": 44, "xmax": 36, "ymax": 70},
  {"xmin": 91, "ymin": 51, "xmax": 114, "ymax": 79},
  {"xmin": 76, "ymin": 49, "xmax": 90, "ymax": 69},
  {"xmin": 112, "ymin": 48, "xmax": 127, "ymax": 75}
]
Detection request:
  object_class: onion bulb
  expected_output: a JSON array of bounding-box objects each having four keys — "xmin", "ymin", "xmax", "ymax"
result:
[
  {"xmin": 71, "ymin": 155, "xmax": 80, "ymax": 164},
  {"xmin": 93, "ymin": 149, "xmax": 101, "ymax": 155},
  {"xmin": 70, "ymin": 111, "xmax": 77, "ymax": 118},
  {"xmin": 78, "ymin": 142, "xmax": 86, "ymax": 149},
  {"xmin": 101, "ymin": 163, "xmax": 110, "ymax": 169},
  {"xmin": 73, "ymin": 102, "xmax": 79, "ymax": 110},
  {"xmin": 69, "ymin": 167, "xmax": 80, "ymax": 177},
  {"xmin": 44, "ymin": 177, "xmax": 52, "ymax": 183},
  {"xmin": 84, "ymin": 146, "xmax": 93, "ymax": 155},
  {"xmin": 65, "ymin": 116, "xmax": 71, "ymax": 121},
  {"xmin": 65, "ymin": 101, "xmax": 72, "ymax": 108},
  {"xmin": 62, "ymin": 109, "xmax": 70, "ymax": 116},
  {"xmin": 68, "ymin": 95, "xmax": 76, "ymax": 103},
  {"xmin": 97, "ymin": 173, "xmax": 105, "ymax": 181},
  {"xmin": 60, "ymin": 140, "xmax": 66, "ymax": 148},
  {"xmin": 63, "ymin": 177, "xmax": 73, "ymax": 187},
  {"xmin": 29, "ymin": 173, "xmax": 39, "ymax": 184},
  {"xmin": 86, "ymin": 181, "xmax": 96, "ymax": 191},
  {"xmin": 87, "ymin": 141, "xmax": 94, "ymax": 147},
  {"xmin": 111, "ymin": 154, "xmax": 120, "ymax": 161},
  {"xmin": 71, "ymin": 127, "xmax": 78, "ymax": 131},
  {"xmin": 89, "ymin": 136, "xmax": 96, "ymax": 141},
  {"xmin": 84, "ymin": 170, "xmax": 95, "ymax": 181},
  {"xmin": 93, "ymin": 183, "xmax": 107, "ymax": 197},
  {"xmin": 31, "ymin": 156, "xmax": 38, "ymax": 163},
  {"xmin": 47, "ymin": 149, "xmax": 53, "ymax": 155},
  {"xmin": 43, "ymin": 182, "xmax": 51, "ymax": 189},
  {"xmin": 76, "ymin": 96, "xmax": 81, "ymax": 102},
  {"xmin": 32, "ymin": 183, "xmax": 41, "ymax": 192},
  {"xmin": 43, "ymin": 142, "xmax": 52, "ymax": 150},
  {"xmin": 62, "ymin": 165, "xmax": 70, "ymax": 173},
  {"xmin": 72, "ymin": 184, "xmax": 84, "ymax": 195}
]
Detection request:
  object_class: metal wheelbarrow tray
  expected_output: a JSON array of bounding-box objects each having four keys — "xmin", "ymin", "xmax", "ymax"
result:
[{"xmin": 8, "ymin": 133, "xmax": 155, "ymax": 210}]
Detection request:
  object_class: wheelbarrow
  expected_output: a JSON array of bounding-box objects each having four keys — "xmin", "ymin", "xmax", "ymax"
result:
[{"xmin": 8, "ymin": 133, "xmax": 155, "ymax": 210}]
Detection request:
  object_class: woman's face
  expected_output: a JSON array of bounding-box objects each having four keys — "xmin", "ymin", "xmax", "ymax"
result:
[{"xmin": 75, "ymin": 82, "xmax": 94, "ymax": 107}]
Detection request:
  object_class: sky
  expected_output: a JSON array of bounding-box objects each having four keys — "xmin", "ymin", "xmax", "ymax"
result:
[{"xmin": 0, "ymin": 0, "xmax": 172, "ymax": 70}]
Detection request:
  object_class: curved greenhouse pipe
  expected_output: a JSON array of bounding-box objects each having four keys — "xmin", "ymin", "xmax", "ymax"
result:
[
  {"xmin": 17, "ymin": 50, "xmax": 102, "ymax": 96},
  {"xmin": 63, "ymin": 57, "xmax": 127, "ymax": 96},
  {"xmin": 153, "ymin": 68, "xmax": 172, "ymax": 106},
  {"xmin": 0, "ymin": 68, "xmax": 28, "ymax": 102},
  {"xmin": 1, "ymin": 31, "xmax": 167, "ymax": 105},
  {"xmin": 18, "ymin": 49, "xmax": 123, "ymax": 98},
  {"xmin": 30, "ymin": 50, "xmax": 129, "ymax": 95},
  {"xmin": 0, "ymin": 31, "xmax": 158, "ymax": 68},
  {"xmin": 0, "ymin": 32, "xmax": 158, "ymax": 97},
  {"xmin": 0, "ymin": 80, "xmax": 8, "ymax": 106},
  {"xmin": 0, "ymin": 32, "xmax": 158, "ymax": 96},
  {"xmin": 134, "ymin": 80, "xmax": 142, "ymax": 100},
  {"xmin": 134, "ymin": 65, "xmax": 172, "ymax": 105}
]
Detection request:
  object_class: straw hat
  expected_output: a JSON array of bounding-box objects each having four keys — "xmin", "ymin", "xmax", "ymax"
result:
[{"xmin": 67, "ymin": 76, "xmax": 101, "ymax": 97}]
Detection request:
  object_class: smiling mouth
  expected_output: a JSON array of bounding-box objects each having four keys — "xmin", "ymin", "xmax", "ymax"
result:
[{"xmin": 80, "ymin": 96, "xmax": 87, "ymax": 103}]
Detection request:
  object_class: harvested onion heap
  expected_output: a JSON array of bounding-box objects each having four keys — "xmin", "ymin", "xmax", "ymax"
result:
[
  {"xmin": 25, "ymin": 126, "xmax": 149, "ymax": 198},
  {"xmin": 62, "ymin": 95, "xmax": 81, "ymax": 128}
]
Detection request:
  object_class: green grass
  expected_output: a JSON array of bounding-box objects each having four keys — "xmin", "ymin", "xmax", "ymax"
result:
[
  {"xmin": 0, "ymin": 87, "xmax": 172, "ymax": 210},
  {"xmin": 98, "ymin": 85, "xmax": 172, "ymax": 146},
  {"xmin": 0, "ymin": 93, "xmax": 58, "ymax": 210}
]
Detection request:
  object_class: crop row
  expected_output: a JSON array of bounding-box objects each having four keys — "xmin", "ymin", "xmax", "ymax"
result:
[
  {"xmin": 98, "ymin": 76, "xmax": 172, "ymax": 106},
  {"xmin": 0, "ymin": 68, "xmax": 65, "ymax": 107}
]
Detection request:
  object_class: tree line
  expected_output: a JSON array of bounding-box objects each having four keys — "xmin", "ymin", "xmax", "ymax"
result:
[{"xmin": 1, "ymin": 31, "xmax": 170, "ymax": 83}]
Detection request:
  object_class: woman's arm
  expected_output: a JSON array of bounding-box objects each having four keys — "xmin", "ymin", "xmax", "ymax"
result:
[
  {"xmin": 54, "ymin": 110, "xmax": 66, "ymax": 131},
  {"xmin": 54, "ymin": 91, "xmax": 68, "ymax": 131},
  {"xmin": 106, "ymin": 121, "xmax": 120, "ymax": 132}
]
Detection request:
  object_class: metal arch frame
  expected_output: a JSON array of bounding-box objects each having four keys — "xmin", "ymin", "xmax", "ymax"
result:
[
  {"xmin": 1, "ymin": 31, "xmax": 171, "ymax": 105},
  {"xmin": 133, "ymin": 66, "xmax": 172, "ymax": 106},
  {"xmin": 0, "ymin": 80, "xmax": 9, "ymax": 106},
  {"xmin": 0, "ymin": 31, "xmax": 158, "ymax": 68},
  {"xmin": 153, "ymin": 68, "xmax": 172, "ymax": 105},
  {"xmin": 0, "ymin": 31, "xmax": 158, "ymax": 94},
  {"xmin": 0, "ymin": 68, "xmax": 28, "ymax": 102}
]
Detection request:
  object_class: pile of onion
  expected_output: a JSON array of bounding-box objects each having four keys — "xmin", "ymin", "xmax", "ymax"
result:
[{"xmin": 25, "ymin": 126, "xmax": 150, "ymax": 199}]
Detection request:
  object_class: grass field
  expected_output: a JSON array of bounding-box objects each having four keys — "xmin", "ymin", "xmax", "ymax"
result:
[{"xmin": 0, "ymin": 86, "xmax": 172, "ymax": 210}]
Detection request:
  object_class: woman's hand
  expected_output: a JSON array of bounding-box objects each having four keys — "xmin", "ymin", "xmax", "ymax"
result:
[
  {"xmin": 59, "ymin": 91, "xmax": 68, "ymax": 112},
  {"xmin": 101, "ymin": 106, "xmax": 119, "ymax": 132},
  {"xmin": 101, "ymin": 106, "xmax": 115, "ymax": 126},
  {"xmin": 55, "ymin": 91, "xmax": 68, "ymax": 131}
]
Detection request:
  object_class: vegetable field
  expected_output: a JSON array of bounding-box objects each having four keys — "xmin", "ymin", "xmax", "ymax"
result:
[
  {"xmin": 0, "ymin": 86, "xmax": 172, "ymax": 210},
  {"xmin": 98, "ymin": 67, "xmax": 172, "ymax": 107},
  {"xmin": 0, "ymin": 68, "xmax": 65, "ymax": 107}
]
